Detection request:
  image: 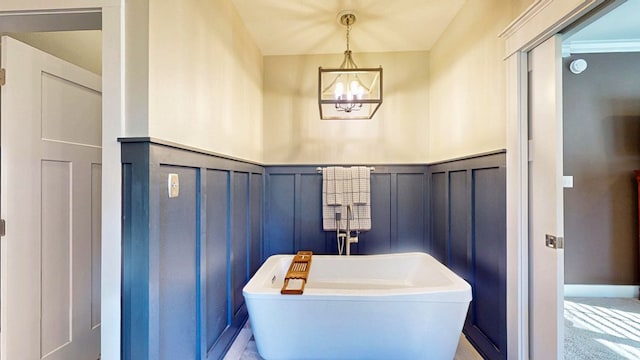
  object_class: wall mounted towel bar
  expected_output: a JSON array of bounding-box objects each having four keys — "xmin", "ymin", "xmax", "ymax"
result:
[{"xmin": 316, "ymin": 166, "xmax": 375, "ymax": 173}]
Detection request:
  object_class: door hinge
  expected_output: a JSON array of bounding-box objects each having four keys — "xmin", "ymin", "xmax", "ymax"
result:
[
  {"xmin": 545, "ymin": 234, "xmax": 563, "ymax": 249},
  {"xmin": 0, "ymin": 68, "xmax": 5, "ymax": 86},
  {"xmin": 0, "ymin": 219, "xmax": 5, "ymax": 237}
]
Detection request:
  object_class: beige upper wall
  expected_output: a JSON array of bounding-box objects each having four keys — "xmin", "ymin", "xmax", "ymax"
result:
[
  {"xmin": 2, "ymin": 0, "xmax": 533, "ymax": 165},
  {"xmin": 512, "ymin": 0, "xmax": 537, "ymax": 17},
  {"xmin": 428, "ymin": 0, "xmax": 515, "ymax": 162},
  {"xmin": 264, "ymin": 0, "xmax": 532, "ymax": 165},
  {"xmin": 263, "ymin": 51, "xmax": 429, "ymax": 165},
  {"xmin": 146, "ymin": 0, "xmax": 263, "ymax": 162}
]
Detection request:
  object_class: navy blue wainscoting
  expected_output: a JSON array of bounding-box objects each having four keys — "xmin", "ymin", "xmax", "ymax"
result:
[
  {"xmin": 121, "ymin": 139, "xmax": 263, "ymax": 360},
  {"xmin": 429, "ymin": 151, "xmax": 507, "ymax": 360},
  {"xmin": 264, "ymin": 165, "xmax": 429, "ymax": 256}
]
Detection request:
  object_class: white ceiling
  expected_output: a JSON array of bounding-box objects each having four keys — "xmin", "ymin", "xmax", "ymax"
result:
[
  {"xmin": 564, "ymin": 0, "xmax": 640, "ymax": 45},
  {"xmin": 230, "ymin": 0, "xmax": 466, "ymax": 56}
]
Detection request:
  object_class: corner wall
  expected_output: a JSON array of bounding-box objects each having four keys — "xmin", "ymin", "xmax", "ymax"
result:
[
  {"xmin": 144, "ymin": 0, "xmax": 264, "ymax": 163},
  {"xmin": 121, "ymin": 140, "xmax": 263, "ymax": 359},
  {"xmin": 429, "ymin": 152, "xmax": 507, "ymax": 360},
  {"xmin": 263, "ymin": 51, "xmax": 429, "ymax": 164},
  {"xmin": 428, "ymin": 0, "xmax": 513, "ymax": 162}
]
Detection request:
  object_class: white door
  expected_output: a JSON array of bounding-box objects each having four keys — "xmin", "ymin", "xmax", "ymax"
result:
[
  {"xmin": 528, "ymin": 35, "xmax": 565, "ymax": 359},
  {"xmin": 0, "ymin": 36, "xmax": 102, "ymax": 360}
]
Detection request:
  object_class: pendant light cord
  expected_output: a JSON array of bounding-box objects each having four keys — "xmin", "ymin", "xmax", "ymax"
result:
[{"xmin": 346, "ymin": 17, "xmax": 351, "ymax": 52}]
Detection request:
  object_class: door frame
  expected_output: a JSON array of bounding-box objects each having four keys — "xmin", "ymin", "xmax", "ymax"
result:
[
  {"xmin": 0, "ymin": 4, "xmax": 123, "ymax": 360},
  {"xmin": 500, "ymin": 0, "xmax": 607, "ymax": 359}
]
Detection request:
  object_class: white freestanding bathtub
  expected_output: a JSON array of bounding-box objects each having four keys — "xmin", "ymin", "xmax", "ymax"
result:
[{"xmin": 243, "ymin": 252, "xmax": 472, "ymax": 360}]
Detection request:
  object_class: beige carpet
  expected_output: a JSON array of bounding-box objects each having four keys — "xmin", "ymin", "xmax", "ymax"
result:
[{"xmin": 565, "ymin": 297, "xmax": 640, "ymax": 360}]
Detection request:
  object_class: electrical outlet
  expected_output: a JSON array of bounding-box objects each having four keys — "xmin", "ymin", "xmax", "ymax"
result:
[{"xmin": 168, "ymin": 173, "xmax": 179, "ymax": 198}]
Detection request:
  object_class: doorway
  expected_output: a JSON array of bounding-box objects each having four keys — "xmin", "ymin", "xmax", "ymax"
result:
[
  {"xmin": 0, "ymin": 32, "xmax": 102, "ymax": 359},
  {"xmin": 561, "ymin": 1, "xmax": 640, "ymax": 357},
  {"xmin": 0, "ymin": 7, "xmax": 127, "ymax": 360},
  {"xmin": 502, "ymin": 0, "xmax": 639, "ymax": 359}
]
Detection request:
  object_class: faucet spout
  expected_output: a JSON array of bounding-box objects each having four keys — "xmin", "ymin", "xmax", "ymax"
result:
[
  {"xmin": 346, "ymin": 204, "xmax": 352, "ymax": 236},
  {"xmin": 345, "ymin": 205, "xmax": 358, "ymax": 256}
]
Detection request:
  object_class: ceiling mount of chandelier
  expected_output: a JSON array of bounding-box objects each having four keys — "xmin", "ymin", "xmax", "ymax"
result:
[{"xmin": 318, "ymin": 11, "xmax": 383, "ymax": 120}]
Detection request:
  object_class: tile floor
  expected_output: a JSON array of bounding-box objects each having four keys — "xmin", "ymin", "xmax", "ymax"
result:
[{"xmin": 223, "ymin": 322, "xmax": 483, "ymax": 360}]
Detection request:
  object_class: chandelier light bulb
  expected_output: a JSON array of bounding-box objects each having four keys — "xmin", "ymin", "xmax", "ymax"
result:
[
  {"xmin": 335, "ymin": 82, "xmax": 344, "ymax": 99},
  {"xmin": 349, "ymin": 80, "xmax": 361, "ymax": 100},
  {"xmin": 350, "ymin": 80, "xmax": 359, "ymax": 93}
]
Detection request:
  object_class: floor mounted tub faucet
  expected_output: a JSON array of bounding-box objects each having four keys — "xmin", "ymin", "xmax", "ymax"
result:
[{"xmin": 345, "ymin": 205, "xmax": 359, "ymax": 256}]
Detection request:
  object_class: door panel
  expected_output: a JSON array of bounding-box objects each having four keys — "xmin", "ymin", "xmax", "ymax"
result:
[
  {"xmin": 0, "ymin": 36, "xmax": 101, "ymax": 360},
  {"xmin": 41, "ymin": 160, "xmax": 73, "ymax": 358},
  {"xmin": 41, "ymin": 72, "xmax": 101, "ymax": 146},
  {"xmin": 91, "ymin": 164, "xmax": 102, "ymax": 329},
  {"xmin": 528, "ymin": 35, "xmax": 565, "ymax": 360}
]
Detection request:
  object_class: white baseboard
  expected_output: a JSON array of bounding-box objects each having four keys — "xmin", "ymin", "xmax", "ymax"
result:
[{"xmin": 564, "ymin": 284, "xmax": 639, "ymax": 298}]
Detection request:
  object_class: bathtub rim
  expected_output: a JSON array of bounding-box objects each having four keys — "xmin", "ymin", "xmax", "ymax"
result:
[{"xmin": 243, "ymin": 252, "xmax": 472, "ymax": 302}]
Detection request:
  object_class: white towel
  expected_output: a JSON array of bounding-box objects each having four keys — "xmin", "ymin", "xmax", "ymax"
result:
[
  {"xmin": 323, "ymin": 206, "xmax": 343, "ymax": 231},
  {"xmin": 323, "ymin": 166, "xmax": 346, "ymax": 230},
  {"xmin": 350, "ymin": 204, "xmax": 371, "ymax": 231},
  {"xmin": 323, "ymin": 167, "xmax": 344, "ymax": 206},
  {"xmin": 351, "ymin": 166, "xmax": 370, "ymax": 205},
  {"xmin": 322, "ymin": 166, "xmax": 371, "ymax": 232}
]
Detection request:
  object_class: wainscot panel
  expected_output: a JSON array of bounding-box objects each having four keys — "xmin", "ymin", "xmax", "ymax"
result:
[
  {"xmin": 205, "ymin": 169, "xmax": 229, "ymax": 351},
  {"xmin": 428, "ymin": 151, "xmax": 507, "ymax": 360},
  {"xmin": 264, "ymin": 166, "xmax": 429, "ymax": 256},
  {"xmin": 157, "ymin": 165, "xmax": 198, "ymax": 359},
  {"xmin": 120, "ymin": 139, "xmax": 263, "ymax": 360},
  {"xmin": 120, "ymin": 143, "xmax": 506, "ymax": 360},
  {"xmin": 431, "ymin": 171, "xmax": 448, "ymax": 263}
]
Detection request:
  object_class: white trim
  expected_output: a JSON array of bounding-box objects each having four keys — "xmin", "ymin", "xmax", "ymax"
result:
[
  {"xmin": 500, "ymin": 0, "xmax": 554, "ymax": 39},
  {"xmin": 563, "ymin": 39, "xmax": 640, "ymax": 54},
  {"xmin": 101, "ymin": 4, "xmax": 124, "ymax": 360},
  {"xmin": 505, "ymin": 52, "xmax": 529, "ymax": 360},
  {"xmin": 501, "ymin": 1, "xmax": 609, "ymax": 359},
  {"xmin": 500, "ymin": 0, "xmax": 605, "ymax": 57},
  {"xmin": 564, "ymin": 285, "xmax": 640, "ymax": 298}
]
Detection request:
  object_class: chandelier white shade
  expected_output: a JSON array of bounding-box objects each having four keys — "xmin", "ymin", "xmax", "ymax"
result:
[{"xmin": 318, "ymin": 12, "xmax": 383, "ymax": 120}]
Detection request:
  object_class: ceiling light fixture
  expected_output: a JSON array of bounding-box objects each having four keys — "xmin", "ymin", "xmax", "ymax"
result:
[{"xmin": 318, "ymin": 11, "xmax": 383, "ymax": 120}]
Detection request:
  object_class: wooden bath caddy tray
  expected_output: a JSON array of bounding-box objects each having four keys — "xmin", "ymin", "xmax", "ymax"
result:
[{"xmin": 281, "ymin": 251, "xmax": 313, "ymax": 295}]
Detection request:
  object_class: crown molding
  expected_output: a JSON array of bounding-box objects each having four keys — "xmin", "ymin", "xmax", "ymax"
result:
[
  {"xmin": 500, "ymin": 0, "xmax": 604, "ymax": 57},
  {"xmin": 563, "ymin": 39, "xmax": 640, "ymax": 56}
]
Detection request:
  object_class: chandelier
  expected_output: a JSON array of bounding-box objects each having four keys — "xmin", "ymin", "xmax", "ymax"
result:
[{"xmin": 318, "ymin": 11, "xmax": 383, "ymax": 120}]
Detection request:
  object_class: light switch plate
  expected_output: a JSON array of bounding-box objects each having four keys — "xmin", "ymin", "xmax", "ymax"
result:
[
  {"xmin": 563, "ymin": 176, "xmax": 573, "ymax": 188},
  {"xmin": 168, "ymin": 173, "xmax": 179, "ymax": 198}
]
